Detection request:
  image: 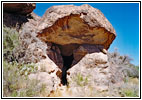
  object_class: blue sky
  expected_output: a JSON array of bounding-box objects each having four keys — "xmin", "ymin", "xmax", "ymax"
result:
[{"xmin": 34, "ymin": 3, "xmax": 139, "ymax": 66}]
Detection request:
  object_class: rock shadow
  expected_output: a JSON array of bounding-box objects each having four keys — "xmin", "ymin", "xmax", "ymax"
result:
[{"xmin": 47, "ymin": 43, "xmax": 106, "ymax": 85}]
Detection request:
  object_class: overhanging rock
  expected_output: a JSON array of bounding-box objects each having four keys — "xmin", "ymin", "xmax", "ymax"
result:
[{"xmin": 37, "ymin": 4, "xmax": 116, "ymax": 55}]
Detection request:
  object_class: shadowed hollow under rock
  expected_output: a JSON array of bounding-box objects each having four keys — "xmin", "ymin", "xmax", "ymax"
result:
[{"xmin": 47, "ymin": 43, "xmax": 107, "ymax": 85}]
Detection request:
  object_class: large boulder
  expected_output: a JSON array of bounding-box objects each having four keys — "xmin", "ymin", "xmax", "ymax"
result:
[
  {"xmin": 3, "ymin": 3, "xmax": 36, "ymax": 28},
  {"xmin": 67, "ymin": 45, "xmax": 111, "ymax": 91},
  {"xmin": 37, "ymin": 4, "xmax": 116, "ymax": 54},
  {"xmin": 3, "ymin": 3, "xmax": 36, "ymax": 15},
  {"xmin": 29, "ymin": 57, "xmax": 62, "ymax": 96}
]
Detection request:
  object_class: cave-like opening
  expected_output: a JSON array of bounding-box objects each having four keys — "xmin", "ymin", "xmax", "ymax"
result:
[
  {"xmin": 47, "ymin": 43, "xmax": 77, "ymax": 85},
  {"xmin": 61, "ymin": 54, "xmax": 74, "ymax": 85}
]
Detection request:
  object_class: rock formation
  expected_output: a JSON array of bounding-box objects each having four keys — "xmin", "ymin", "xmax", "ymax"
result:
[
  {"xmin": 3, "ymin": 3, "xmax": 36, "ymax": 15},
  {"xmin": 67, "ymin": 47, "xmax": 111, "ymax": 91},
  {"xmin": 3, "ymin": 3, "xmax": 36, "ymax": 29},
  {"xmin": 29, "ymin": 57, "xmax": 62, "ymax": 96},
  {"xmin": 3, "ymin": 3, "xmax": 118, "ymax": 95},
  {"xmin": 3, "ymin": 3, "xmax": 61, "ymax": 95},
  {"xmin": 36, "ymin": 4, "xmax": 116, "ymax": 90},
  {"xmin": 37, "ymin": 4, "xmax": 116, "ymax": 51}
]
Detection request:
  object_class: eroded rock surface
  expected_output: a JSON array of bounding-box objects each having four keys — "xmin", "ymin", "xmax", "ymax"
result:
[
  {"xmin": 37, "ymin": 4, "xmax": 116, "ymax": 51},
  {"xmin": 67, "ymin": 45, "xmax": 111, "ymax": 91},
  {"xmin": 36, "ymin": 4, "xmax": 116, "ymax": 89},
  {"xmin": 72, "ymin": 44, "xmax": 104, "ymax": 66},
  {"xmin": 3, "ymin": 3, "xmax": 36, "ymax": 15},
  {"xmin": 3, "ymin": 3, "xmax": 36, "ymax": 29},
  {"xmin": 47, "ymin": 44, "xmax": 63, "ymax": 69},
  {"xmin": 29, "ymin": 57, "xmax": 62, "ymax": 96},
  {"xmin": 16, "ymin": 12, "xmax": 49, "ymax": 64}
]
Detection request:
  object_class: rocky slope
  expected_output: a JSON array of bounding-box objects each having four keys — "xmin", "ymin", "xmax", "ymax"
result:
[{"xmin": 3, "ymin": 3, "xmax": 139, "ymax": 97}]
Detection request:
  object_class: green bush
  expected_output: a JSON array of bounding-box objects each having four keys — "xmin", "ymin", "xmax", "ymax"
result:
[
  {"xmin": 3, "ymin": 60, "xmax": 45, "ymax": 97},
  {"xmin": 3, "ymin": 26, "xmax": 20, "ymax": 62},
  {"xmin": 127, "ymin": 64, "xmax": 139, "ymax": 78},
  {"xmin": 75, "ymin": 73, "xmax": 88, "ymax": 87},
  {"xmin": 19, "ymin": 63, "xmax": 38, "ymax": 76},
  {"xmin": 108, "ymin": 49, "xmax": 139, "ymax": 78},
  {"xmin": 3, "ymin": 26, "xmax": 19, "ymax": 52},
  {"xmin": 123, "ymin": 89, "xmax": 138, "ymax": 97}
]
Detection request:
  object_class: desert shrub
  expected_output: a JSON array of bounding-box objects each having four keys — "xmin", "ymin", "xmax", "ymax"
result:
[
  {"xmin": 108, "ymin": 76, "xmax": 139, "ymax": 97},
  {"xmin": 3, "ymin": 26, "xmax": 20, "ymax": 62},
  {"xmin": 123, "ymin": 89, "xmax": 138, "ymax": 97},
  {"xmin": 108, "ymin": 49, "xmax": 132, "ymax": 65},
  {"xmin": 108, "ymin": 49, "xmax": 139, "ymax": 79},
  {"xmin": 3, "ymin": 26, "xmax": 19, "ymax": 52},
  {"xmin": 121, "ymin": 77, "xmax": 139, "ymax": 97},
  {"xmin": 127, "ymin": 64, "xmax": 139, "ymax": 78},
  {"xmin": 3, "ymin": 60, "xmax": 45, "ymax": 97},
  {"xmin": 72, "ymin": 73, "xmax": 89, "ymax": 87},
  {"xmin": 18, "ymin": 63, "xmax": 38, "ymax": 76},
  {"xmin": 3, "ymin": 22, "xmax": 48, "ymax": 64},
  {"xmin": 107, "ymin": 49, "xmax": 139, "ymax": 97}
]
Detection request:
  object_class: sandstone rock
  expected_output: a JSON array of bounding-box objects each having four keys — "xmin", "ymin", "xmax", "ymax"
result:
[
  {"xmin": 19, "ymin": 42, "xmax": 47, "ymax": 63},
  {"xmin": 102, "ymin": 48, "xmax": 108, "ymax": 54},
  {"xmin": 37, "ymin": 4, "xmax": 116, "ymax": 51},
  {"xmin": 67, "ymin": 52, "xmax": 111, "ymax": 91},
  {"xmin": 58, "ymin": 44, "xmax": 79, "ymax": 56},
  {"xmin": 3, "ymin": 3, "xmax": 36, "ymax": 29},
  {"xmin": 17, "ymin": 12, "xmax": 49, "ymax": 64},
  {"xmin": 3, "ymin": 12, "xmax": 29, "ymax": 28},
  {"xmin": 29, "ymin": 57, "xmax": 61, "ymax": 95},
  {"xmin": 47, "ymin": 45, "xmax": 63, "ymax": 69},
  {"xmin": 35, "ymin": 5, "xmax": 116, "ymax": 91},
  {"xmin": 72, "ymin": 44, "xmax": 105, "ymax": 66},
  {"xmin": 17, "ymin": 11, "xmax": 64, "ymax": 94},
  {"xmin": 3, "ymin": 3, "xmax": 36, "ymax": 15}
]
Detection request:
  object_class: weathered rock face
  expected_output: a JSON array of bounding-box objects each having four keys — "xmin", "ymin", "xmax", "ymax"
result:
[
  {"xmin": 67, "ymin": 45, "xmax": 111, "ymax": 91},
  {"xmin": 37, "ymin": 4, "xmax": 116, "ymax": 54},
  {"xmin": 47, "ymin": 44, "xmax": 63, "ymax": 69},
  {"xmin": 18, "ymin": 12, "xmax": 48, "ymax": 64},
  {"xmin": 3, "ymin": 3, "xmax": 36, "ymax": 15},
  {"xmin": 29, "ymin": 57, "xmax": 62, "ymax": 96},
  {"xmin": 72, "ymin": 44, "xmax": 105, "ymax": 65},
  {"xmin": 36, "ymin": 4, "xmax": 116, "ymax": 89},
  {"xmin": 3, "ymin": 3, "xmax": 36, "ymax": 29}
]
